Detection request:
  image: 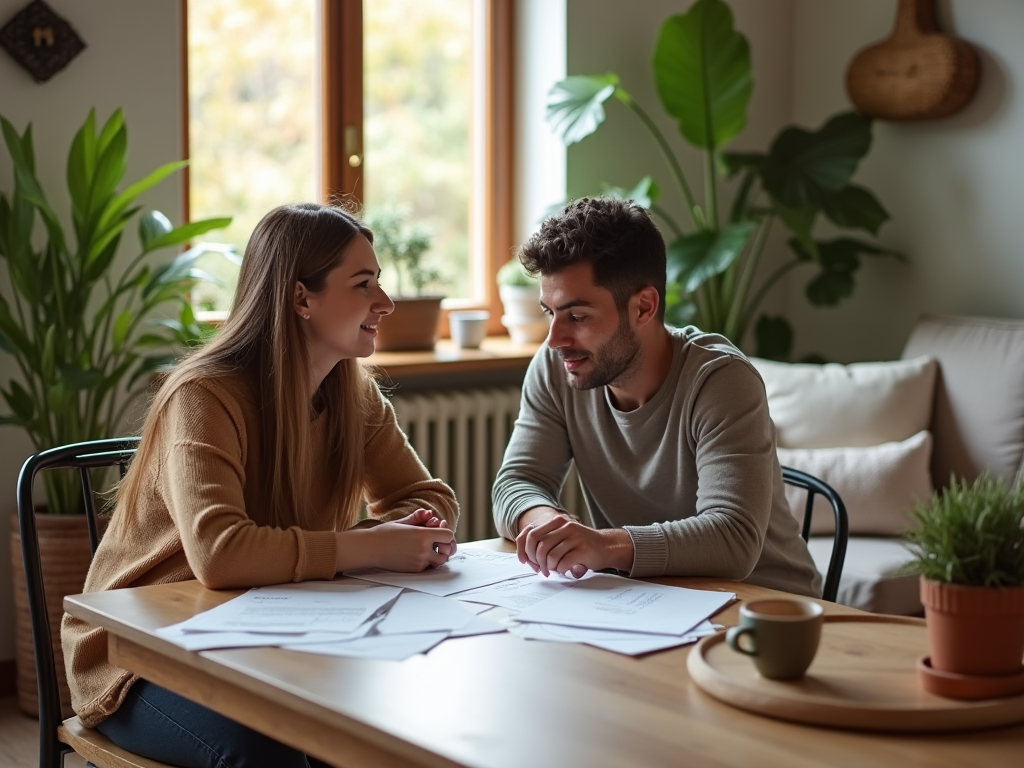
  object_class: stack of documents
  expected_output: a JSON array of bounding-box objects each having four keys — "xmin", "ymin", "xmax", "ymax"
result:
[{"xmin": 155, "ymin": 547, "xmax": 733, "ymax": 660}]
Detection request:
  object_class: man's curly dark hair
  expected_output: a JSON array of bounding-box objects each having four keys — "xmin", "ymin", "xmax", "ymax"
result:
[{"xmin": 518, "ymin": 197, "xmax": 666, "ymax": 320}]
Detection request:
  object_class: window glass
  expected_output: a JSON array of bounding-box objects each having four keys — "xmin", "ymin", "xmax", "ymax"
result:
[
  {"xmin": 363, "ymin": 0, "xmax": 475, "ymax": 300},
  {"xmin": 188, "ymin": 0, "xmax": 319, "ymax": 311}
]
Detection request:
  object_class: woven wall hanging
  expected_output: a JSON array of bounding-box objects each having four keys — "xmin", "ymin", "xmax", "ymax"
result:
[{"xmin": 846, "ymin": 0, "xmax": 979, "ymax": 121}]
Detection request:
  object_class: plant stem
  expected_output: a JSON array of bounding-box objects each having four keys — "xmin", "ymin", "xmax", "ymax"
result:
[
  {"xmin": 726, "ymin": 215, "xmax": 773, "ymax": 340},
  {"xmin": 704, "ymin": 149, "xmax": 718, "ymax": 229},
  {"xmin": 739, "ymin": 255, "xmax": 802, "ymax": 339},
  {"xmin": 625, "ymin": 99, "xmax": 700, "ymax": 230}
]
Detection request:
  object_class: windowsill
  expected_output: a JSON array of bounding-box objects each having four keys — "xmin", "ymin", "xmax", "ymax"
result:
[{"xmin": 362, "ymin": 336, "xmax": 541, "ymax": 379}]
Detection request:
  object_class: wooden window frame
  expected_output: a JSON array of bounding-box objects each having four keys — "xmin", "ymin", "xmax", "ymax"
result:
[{"xmin": 184, "ymin": 0, "xmax": 514, "ymax": 338}]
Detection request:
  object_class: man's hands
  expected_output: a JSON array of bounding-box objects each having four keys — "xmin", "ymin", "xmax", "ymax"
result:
[
  {"xmin": 337, "ymin": 508, "xmax": 456, "ymax": 573},
  {"xmin": 515, "ymin": 506, "xmax": 634, "ymax": 578}
]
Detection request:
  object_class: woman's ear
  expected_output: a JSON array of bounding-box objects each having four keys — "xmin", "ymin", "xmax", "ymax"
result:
[{"xmin": 294, "ymin": 281, "xmax": 312, "ymax": 321}]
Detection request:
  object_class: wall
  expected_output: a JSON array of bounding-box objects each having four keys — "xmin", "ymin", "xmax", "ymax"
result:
[
  {"xmin": 790, "ymin": 0, "xmax": 1024, "ymax": 362},
  {"xmin": 0, "ymin": 0, "xmax": 182, "ymax": 665}
]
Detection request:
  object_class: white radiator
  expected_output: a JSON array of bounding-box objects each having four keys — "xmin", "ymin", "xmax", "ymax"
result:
[{"xmin": 390, "ymin": 386, "xmax": 583, "ymax": 542}]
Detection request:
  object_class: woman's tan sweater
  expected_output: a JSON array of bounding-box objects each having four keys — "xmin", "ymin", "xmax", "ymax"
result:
[{"xmin": 61, "ymin": 374, "xmax": 458, "ymax": 727}]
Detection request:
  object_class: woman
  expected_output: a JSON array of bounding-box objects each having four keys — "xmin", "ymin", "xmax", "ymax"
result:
[{"xmin": 61, "ymin": 203, "xmax": 459, "ymax": 768}]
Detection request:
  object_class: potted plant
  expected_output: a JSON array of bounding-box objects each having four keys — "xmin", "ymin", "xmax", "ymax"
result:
[
  {"xmin": 496, "ymin": 258, "xmax": 548, "ymax": 345},
  {"xmin": 364, "ymin": 207, "xmax": 446, "ymax": 351},
  {"xmin": 901, "ymin": 474, "xmax": 1024, "ymax": 700},
  {"xmin": 1, "ymin": 108, "xmax": 231, "ymax": 715},
  {"xmin": 545, "ymin": 0, "xmax": 899, "ymax": 360}
]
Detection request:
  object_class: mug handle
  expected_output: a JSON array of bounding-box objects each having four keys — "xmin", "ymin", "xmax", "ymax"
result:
[{"xmin": 726, "ymin": 626, "xmax": 758, "ymax": 656}]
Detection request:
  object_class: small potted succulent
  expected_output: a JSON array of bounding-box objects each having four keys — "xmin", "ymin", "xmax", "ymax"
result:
[
  {"xmin": 496, "ymin": 258, "xmax": 548, "ymax": 345},
  {"xmin": 901, "ymin": 474, "xmax": 1024, "ymax": 699},
  {"xmin": 364, "ymin": 207, "xmax": 446, "ymax": 351}
]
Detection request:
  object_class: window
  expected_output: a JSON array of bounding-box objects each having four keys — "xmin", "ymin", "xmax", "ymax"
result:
[{"xmin": 185, "ymin": 0, "xmax": 512, "ymax": 334}]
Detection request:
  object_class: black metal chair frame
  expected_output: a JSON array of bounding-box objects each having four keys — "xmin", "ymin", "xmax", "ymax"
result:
[
  {"xmin": 17, "ymin": 438, "xmax": 140, "ymax": 768},
  {"xmin": 781, "ymin": 466, "xmax": 849, "ymax": 603}
]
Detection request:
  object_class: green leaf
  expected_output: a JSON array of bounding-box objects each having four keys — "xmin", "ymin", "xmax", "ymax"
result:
[
  {"xmin": 5, "ymin": 380, "xmax": 37, "ymax": 422},
  {"xmin": 755, "ymin": 315, "xmax": 793, "ymax": 360},
  {"xmin": 774, "ymin": 200, "xmax": 818, "ymax": 259},
  {"xmin": 720, "ymin": 151, "xmax": 766, "ymax": 177},
  {"xmin": 801, "ymin": 237, "xmax": 895, "ymax": 306},
  {"xmin": 112, "ymin": 308, "xmax": 133, "ymax": 351},
  {"xmin": 822, "ymin": 185, "xmax": 890, "ymax": 235},
  {"xmin": 761, "ymin": 112, "xmax": 874, "ymax": 209},
  {"xmin": 41, "ymin": 325, "xmax": 56, "ymax": 380},
  {"xmin": 96, "ymin": 160, "xmax": 188, "ymax": 236},
  {"xmin": 653, "ymin": 0, "xmax": 752, "ymax": 150},
  {"xmin": 667, "ymin": 221, "xmax": 755, "ymax": 294},
  {"xmin": 66, "ymin": 110, "xmax": 97, "ymax": 225},
  {"xmin": 600, "ymin": 176, "xmax": 661, "ymax": 208},
  {"xmin": 142, "ymin": 217, "xmax": 232, "ymax": 253},
  {"xmin": 546, "ymin": 74, "xmax": 621, "ymax": 146},
  {"xmin": 58, "ymin": 364, "xmax": 105, "ymax": 391},
  {"xmin": 139, "ymin": 210, "xmax": 173, "ymax": 251}
]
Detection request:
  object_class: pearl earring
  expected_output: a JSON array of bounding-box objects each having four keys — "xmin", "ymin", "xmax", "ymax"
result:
[{"xmin": 302, "ymin": 313, "xmax": 310, "ymax": 320}]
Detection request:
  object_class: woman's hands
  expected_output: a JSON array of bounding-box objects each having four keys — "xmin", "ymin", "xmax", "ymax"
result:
[{"xmin": 336, "ymin": 508, "xmax": 456, "ymax": 573}]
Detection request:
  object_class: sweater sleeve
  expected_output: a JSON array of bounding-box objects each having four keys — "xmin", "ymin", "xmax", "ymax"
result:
[
  {"xmin": 361, "ymin": 386, "xmax": 460, "ymax": 529},
  {"xmin": 624, "ymin": 358, "xmax": 775, "ymax": 579},
  {"xmin": 492, "ymin": 350, "xmax": 575, "ymax": 539},
  {"xmin": 159, "ymin": 382, "xmax": 338, "ymax": 588}
]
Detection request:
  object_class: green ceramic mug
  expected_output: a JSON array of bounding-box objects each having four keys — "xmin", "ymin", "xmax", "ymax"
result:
[{"xmin": 725, "ymin": 598, "xmax": 824, "ymax": 680}]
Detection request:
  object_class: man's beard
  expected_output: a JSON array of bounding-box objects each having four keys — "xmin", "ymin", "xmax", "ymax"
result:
[{"xmin": 560, "ymin": 317, "xmax": 640, "ymax": 390}]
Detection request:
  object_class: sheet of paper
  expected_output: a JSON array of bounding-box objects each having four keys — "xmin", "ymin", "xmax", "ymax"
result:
[
  {"xmin": 284, "ymin": 632, "xmax": 448, "ymax": 661},
  {"xmin": 510, "ymin": 620, "xmax": 721, "ymax": 656},
  {"xmin": 453, "ymin": 572, "xmax": 584, "ymax": 610},
  {"xmin": 154, "ymin": 620, "xmax": 377, "ymax": 652},
  {"xmin": 375, "ymin": 591, "xmax": 477, "ymax": 635},
  {"xmin": 176, "ymin": 582, "xmax": 401, "ymax": 634},
  {"xmin": 445, "ymin": 613, "xmax": 507, "ymax": 638},
  {"xmin": 514, "ymin": 574, "xmax": 734, "ymax": 636},
  {"xmin": 346, "ymin": 546, "xmax": 534, "ymax": 597}
]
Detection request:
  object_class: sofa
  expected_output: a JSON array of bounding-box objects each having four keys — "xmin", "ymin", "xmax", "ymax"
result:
[{"xmin": 752, "ymin": 314, "xmax": 1024, "ymax": 615}]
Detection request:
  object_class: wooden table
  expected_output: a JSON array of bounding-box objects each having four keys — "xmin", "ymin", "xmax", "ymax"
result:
[{"xmin": 64, "ymin": 540, "xmax": 1024, "ymax": 768}]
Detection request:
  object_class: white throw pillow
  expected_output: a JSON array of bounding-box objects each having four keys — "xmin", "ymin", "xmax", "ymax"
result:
[
  {"xmin": 778, "ymin": 431, "xmax": 934, "ymax": 536},
  {"xmin": 751, "ymin": 356, "xmax": 937, "ymax": 448}
]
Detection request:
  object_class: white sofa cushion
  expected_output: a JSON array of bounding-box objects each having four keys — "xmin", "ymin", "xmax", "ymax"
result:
[
  {"xmin": 751, "ymin": 356, "xmax": 937, "ymax": 448},
  {"xmin": 778, "ymin": 431, "xmax": 934, "ymax": 536},
  {"xmin": 902, "ymin": 315, "xmax": 1024, "ymax": 486},
  {"xmin": 807, "ymin": 536, "xmax": 921, "ymax": 615}
]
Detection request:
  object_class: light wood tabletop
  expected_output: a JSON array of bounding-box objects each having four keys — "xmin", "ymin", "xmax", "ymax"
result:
[{"xmin": 64, "ymin": 539, "xmax": 1024, "ymax": 768}]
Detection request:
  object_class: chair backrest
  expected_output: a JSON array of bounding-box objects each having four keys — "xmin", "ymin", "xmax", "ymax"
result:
[
  {"xmin": 781, "ymin": 466, "xmax": 849, "ymax": 603},
  {"xmin": 17, "ymin": 438, "xmax": 140, "ymax": 768}
]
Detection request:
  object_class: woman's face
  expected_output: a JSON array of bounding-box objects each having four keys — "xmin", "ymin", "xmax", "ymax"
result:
[{"xmin": 298, "ymin": 234, "xmax": 395, "ymax": 364}]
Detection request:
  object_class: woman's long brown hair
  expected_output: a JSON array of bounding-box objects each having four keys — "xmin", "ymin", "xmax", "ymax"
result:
[{"xmin": 118, "ymin": 203, "xmax": 374, "ymax": 531}]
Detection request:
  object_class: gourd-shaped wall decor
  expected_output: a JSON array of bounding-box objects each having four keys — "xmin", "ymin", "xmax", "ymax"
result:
[{"xmin": 846, "ymin": 0, "xmax": 979, "ymax": 121}]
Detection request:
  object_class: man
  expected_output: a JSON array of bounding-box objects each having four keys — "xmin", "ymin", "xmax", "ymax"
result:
[{"xmin": 492, "ymin": 197, "xmax": 821, "ymax": 597}]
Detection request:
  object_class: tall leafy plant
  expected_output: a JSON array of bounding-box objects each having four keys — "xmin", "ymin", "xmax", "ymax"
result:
[
  {"xmin": 546, "ymin": 0, "xmax": 899, "ymax": 358},
  {"xmin": 0, "ymin": 109, "xmax": 232, "ymax": 514}
]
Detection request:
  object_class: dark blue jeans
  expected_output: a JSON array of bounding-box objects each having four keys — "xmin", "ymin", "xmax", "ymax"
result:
[{"xmin": 95, "ymin": 679, "xmax": 332, "ymax": 768}]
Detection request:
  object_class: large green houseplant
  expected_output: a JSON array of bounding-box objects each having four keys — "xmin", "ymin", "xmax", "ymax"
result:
[
  {"xmin": 0, "ymin": 109, "xmax": 230, "ymax": 514},
  {"xmin": 546, "ymin": 0, "xmax": 899, "ymax": 359},
  {"xmin": 901, "ymin": 474, "xmax": 1024, "ymax": 699}
]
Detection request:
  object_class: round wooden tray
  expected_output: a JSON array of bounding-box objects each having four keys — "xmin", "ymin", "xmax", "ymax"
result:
[{"xmin": 687, "ymin": 614, "xmax": 1024, "ymax": 732}]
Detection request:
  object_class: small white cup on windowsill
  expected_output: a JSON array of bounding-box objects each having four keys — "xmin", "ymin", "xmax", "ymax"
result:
[{"xmin": 448, "ymin": 310, "xmax": 490, "ymax": 349}]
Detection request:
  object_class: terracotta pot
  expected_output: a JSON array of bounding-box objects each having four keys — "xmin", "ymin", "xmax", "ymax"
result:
[
  {"xmin": 920, "ymin": 578, "xmax": 1024, "ymax": 677},
  {"xmin": 374, "ymin": 296, "xmax": 443, "ymax": 352},
  {"xmin": 9, "ymin": 512, "xmax": 95, "ymax": 718}
]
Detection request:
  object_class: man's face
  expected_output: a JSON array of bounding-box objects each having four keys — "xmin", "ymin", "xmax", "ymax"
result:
[{"xmin": 539, "ymin": 262, "xmax": 640, "ymax": 390}]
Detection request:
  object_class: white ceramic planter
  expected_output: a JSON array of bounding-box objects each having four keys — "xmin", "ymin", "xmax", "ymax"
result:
[{"xmin": 499, "ymin": 285, "xmax": 548, "ymax": 344}]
